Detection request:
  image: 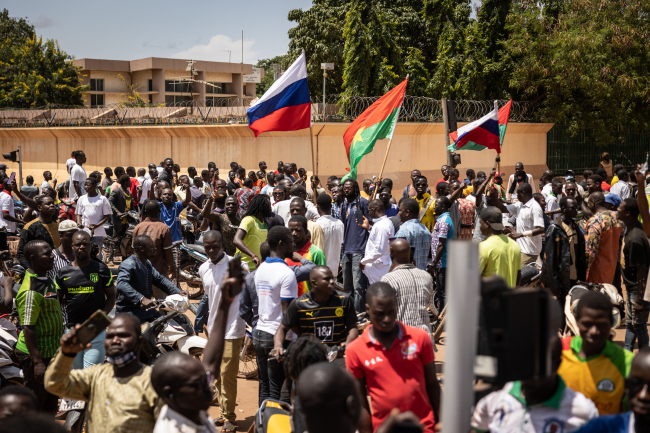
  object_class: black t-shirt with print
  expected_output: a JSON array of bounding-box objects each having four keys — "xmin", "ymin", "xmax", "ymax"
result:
[
  {"xmin": 55, "ymin": 260, "xmax": 113, "ymax": 325},
  {"xmin": 282, "ymin": 290, "xmax": 356, "ymax": 346}
]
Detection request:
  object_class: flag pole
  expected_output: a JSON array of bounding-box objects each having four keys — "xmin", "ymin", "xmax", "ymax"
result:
[
  {"xmin": 310, "ymin": 125, "xmax": 318, "ymax": 180},
  {"xmin": 370, "ymin": 138, "xmax": 394, "ymax": 200},
  {"xmin": 370, "ymin": 75, "xmax": 408, "ymax": 201},
  {"xmin": 494, "ymin": 101, "xmax": 501, "ymax": 175}
]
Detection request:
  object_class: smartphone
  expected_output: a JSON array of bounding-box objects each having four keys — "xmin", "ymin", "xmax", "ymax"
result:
[
  {"xmin": 228, "ymin": 255, "xmax": 243, "ymax": 298},
  {"xmin": 7, "ymin": 172, "xmax": 15, "ymax": 185},
  {"xmin": 75, "ymin": 310, "xmax": 111, "ymax": 346}
]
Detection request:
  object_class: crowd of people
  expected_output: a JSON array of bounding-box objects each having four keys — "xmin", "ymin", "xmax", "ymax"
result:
[{"xmin": 0, "ymin": 150, "xmax": 650, "ymax": 433}]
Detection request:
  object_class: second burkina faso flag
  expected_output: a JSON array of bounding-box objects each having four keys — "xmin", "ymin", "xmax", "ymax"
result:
[{"xmin": 342, "ymin": 78, "xmax": 408, "ymax": 181}]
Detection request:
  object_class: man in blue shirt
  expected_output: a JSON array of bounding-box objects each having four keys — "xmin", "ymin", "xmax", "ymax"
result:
[
  {"xmin": 576, "ymin": 347, "xmax": 650, "ymax": 433},
  {"xmin": 115, "ymin": 234, "xmax": 187, "ymax": 322},
  {"xmin": 149, "ymin": 184, "xmax": 190, "ymax": 286},
  {"xmin": 395, "ymin": 198, "xmax": 432, "ymax": 271},
  {"xmin": 340, "ymin": 179, "xmax": 370, "ymax": 313},
  {"xmin": 430, "ymin": 197, "xmax": 454, "ymax": 311}
]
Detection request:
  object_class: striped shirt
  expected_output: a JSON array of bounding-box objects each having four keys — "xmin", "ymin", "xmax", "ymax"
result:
[
  {"xmin": 15, "ymin": 271, "xmax": 64, "ymax": 358},
  {"xmin": 381, "ymin": 264, "xmax": 434, "ymax": 339}
]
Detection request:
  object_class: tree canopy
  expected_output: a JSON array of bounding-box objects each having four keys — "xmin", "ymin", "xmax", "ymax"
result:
[
  {"xmin": 0, "ymin": 9, "xmax": 86, "ymax": 108},
  {"xmin": 283, "ymin": 0, "xmax": 650, "ymax": 142}
]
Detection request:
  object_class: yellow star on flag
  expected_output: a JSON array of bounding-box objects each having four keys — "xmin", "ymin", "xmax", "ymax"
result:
[{"xmin": 352, "ymin": 126, "xmax": 366, "ymax": 150}]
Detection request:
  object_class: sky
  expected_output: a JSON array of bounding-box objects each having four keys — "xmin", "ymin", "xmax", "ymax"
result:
[{"xmin": 3, "ymin": 0, "xmax": 313, "ymax": 65}]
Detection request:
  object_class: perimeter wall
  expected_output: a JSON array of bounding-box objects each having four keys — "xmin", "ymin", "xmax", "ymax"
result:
[{"xmin": 0, "ymin": 122, "xmax": 553, "ymax": 191}]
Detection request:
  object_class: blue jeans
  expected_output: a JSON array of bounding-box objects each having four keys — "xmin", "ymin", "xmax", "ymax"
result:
[
  {"xmin": 342, "ymin": 253, "xmax": 368, "ymax": 313},
  {"xmin": 625, "ymin": 290, "xmax": 650, "ymax": 351},
  {"xmin": 253, "ymin": 329, "xmax": 286, "ymax": 407},
  {"xmin": 194, "ymin": 293, "xmax": 209, "ymax": 334},
  {"xmin": 65, "ymin": 328, "xmax": 106, "ymax": 370}
]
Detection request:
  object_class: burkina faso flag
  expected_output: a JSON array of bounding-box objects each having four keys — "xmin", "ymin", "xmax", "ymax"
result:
[{"xmin": 342, "ymin": 78, "xmax": 408, "ymax": 181}]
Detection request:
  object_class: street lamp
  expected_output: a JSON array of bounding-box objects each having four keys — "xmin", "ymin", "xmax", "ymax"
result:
[{"xmin": 321, "ymin": 63, "xmax": 334, "ymax": 121}]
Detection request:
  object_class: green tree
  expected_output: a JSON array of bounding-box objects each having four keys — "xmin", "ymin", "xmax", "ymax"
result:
[
  {"xmin": 287, "ymin": 0, "xmax": 349, "ymax": 97},
  {"xmin": 504, "ymin": 0, "xmax": 650, "ymax": 142},
  {"xmin": 404, "ymin": 48, "xmax": 430, "ymax": 97},
  {"xmin": 254, "ymin": 55, "xmax": 292, "ymax": 96},
  {"xmin": 0, "ymin": 9, "xmax": 86, "ymax": 107}
]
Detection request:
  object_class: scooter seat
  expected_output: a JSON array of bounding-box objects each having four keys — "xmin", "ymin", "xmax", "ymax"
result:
[
  {"xmin": 183, "ymin": 244, "xmax": 206, "ymax": 256},
  {"xmin": 519, "ymin": 264, "xmax": 540, "ymax": 286}
]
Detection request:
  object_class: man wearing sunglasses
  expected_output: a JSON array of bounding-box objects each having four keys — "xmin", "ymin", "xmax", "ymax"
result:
[
  {"xmin": 575, "ymin": 348, "xmax": 650, "ymax": 432},
  {"xmin": 542, "ymin": 196, "xmax": 586, "ymax": 322}
]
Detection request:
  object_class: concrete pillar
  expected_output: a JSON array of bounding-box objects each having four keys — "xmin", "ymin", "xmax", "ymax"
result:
[
  {"xmin": 152, "ymin": 69, "xmax": 165, "ymax": 104},
  {"xmin": 195, "ymin": 70, "xmax": 206, "ymax": 102},
  {"xmin": 232, "ymin": 73, "xmax": 243, "ymax": 104},
  {"xmin": 244, "ymin": 83, "xmax": 256, "ymax": 97}
]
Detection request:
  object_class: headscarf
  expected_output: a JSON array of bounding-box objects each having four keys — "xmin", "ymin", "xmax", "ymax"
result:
[{"xmin": 509, "ymin": 170, "xmax": 529, "ymax": 194}]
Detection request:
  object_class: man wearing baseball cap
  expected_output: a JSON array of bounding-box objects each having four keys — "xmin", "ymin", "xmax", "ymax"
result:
[{"xmin": 478, "ymin": 206, "xmax": 522, "ymax": 288}]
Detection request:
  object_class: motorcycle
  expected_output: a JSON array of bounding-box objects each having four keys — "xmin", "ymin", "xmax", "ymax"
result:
[
  {"xmin": 520, "ymin": 262, "xmax": 542, "ymax": 288},
  {"xmin": 563, "ymin": 281, "xmax": 623, "ymax": 337},
  {"xmin": 178, "ymin": 242, "xmax": 206, "ymax": 300},
  {"xmin": 238, "ymin": 325, "xmax": 258, "ymax": 379},
  {"xmin": 139, "ymin": 294, "xmax": 207, "ymax": 364},
  {"xmin": 102, "ymin": 210, "xmax": 140, "ymax": 264},
  {"xmin": 0, "ymin": 314, "xmax": 22, "ymax": 387},
  {"xmin": 181, "ymin": 214, "xmax": 202, "ymax": 245}
]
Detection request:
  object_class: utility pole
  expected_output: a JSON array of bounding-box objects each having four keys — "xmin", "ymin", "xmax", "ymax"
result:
[{"xmin": 442, "ymin": 97, "xmax": 453, "ymax": 167}]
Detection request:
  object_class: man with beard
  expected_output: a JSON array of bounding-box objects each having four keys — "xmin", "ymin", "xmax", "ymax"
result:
[{"xmin": 506, "ymin": 162, "xmax": 536, "ymax": 202}]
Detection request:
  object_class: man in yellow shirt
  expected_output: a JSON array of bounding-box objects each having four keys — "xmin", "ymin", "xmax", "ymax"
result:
[
  {"xmin": 478, "ymin": 206, "xmax": 522, "ymax": 287},
  {"xmin": 411, "ymin": 176, "xmax": 437, "ymax": 231}
]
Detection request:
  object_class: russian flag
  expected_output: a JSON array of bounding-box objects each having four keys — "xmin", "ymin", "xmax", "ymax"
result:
[
  {"xmin": 448, "ymin": 102, "xmax": 501, "ymax": 153},
  {"xmin": 247, "ymin": 51, "xmax": 311, "ymax": 138}
]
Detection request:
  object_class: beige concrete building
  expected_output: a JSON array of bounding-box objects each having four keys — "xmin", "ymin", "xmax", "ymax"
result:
[{"xmin": 72, "ymin": 58, "xmax": 260, "ymax": 107}]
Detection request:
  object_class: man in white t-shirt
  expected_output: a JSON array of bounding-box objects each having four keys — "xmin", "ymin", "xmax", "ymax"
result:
[
  {"xmin": 0, "ymin": 178, "xmax": 19, "ymax": 236},
  {"xmin": 492, "ymin": 183, "xmax": 545, "ymax": 265},
  {"xmin": 75, "ymin": 176, "xmax": 111, "ymax": 260},
  {"xmin": 198, "ymin": 230, "xmax": 249, "ymax": 431},
  {"xmin": 273, "ymin": 184, "xmax": 319, "ymax": 224},
  {"xmin": 471, "ymin": 338, "xmax": 598, "ymax": 432},
  {"xmin": 141, "ymin": 169, "xmax": 156, "ymax": 209},
  {"xmin": 314, "ymin": 193, "xmax": 344, "ymax": 274},
  {"xmin": 66, "ymin": 152, "xmax": 76, "ymax": 174},
  {"xmin": 255, "ymin": 226, "xmax": 297, "ymax": 406},
  {"xmin": 69, "ymin": 150, "xmax": 87, "ymax": 201}
]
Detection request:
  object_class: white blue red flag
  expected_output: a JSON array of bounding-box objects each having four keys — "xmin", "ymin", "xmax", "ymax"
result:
[
  {"xmin": 247, "ymin": 51, "xmax": 311, "ymax": 137},
  {"xmin": 448, "ymin": 100, "xmax": 512, "ymax": 153}
]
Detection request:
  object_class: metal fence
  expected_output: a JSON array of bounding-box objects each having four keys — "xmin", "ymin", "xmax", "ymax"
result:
[
  {"xmin": 0, "ymin": 96, "xmax": 540, "ymax": 128},
  {"xmin": 547, "ymin": 124, "xmax": 650, "ymax": 174}
]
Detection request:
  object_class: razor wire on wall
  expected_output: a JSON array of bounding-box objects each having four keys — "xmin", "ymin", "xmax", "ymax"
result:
[{"xmin": 0, "ymin": 96, "xmax": 540, "ymax": 128}]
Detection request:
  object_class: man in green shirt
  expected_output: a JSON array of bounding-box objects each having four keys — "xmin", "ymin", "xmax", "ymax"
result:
[
  {"xmin": 478, "ymin": 206, "xmax": 522, "ymax": 288},
  {"xmin": 14, "ymin": 239, "xmax": 64, "ymax": 414}
]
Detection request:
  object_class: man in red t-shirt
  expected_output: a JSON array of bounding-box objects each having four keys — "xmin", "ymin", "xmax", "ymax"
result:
[
  {"xmin": 126, "ymin": 166, "xmax": 141, "ymax": 207},
  {"xmin": 435, "ymin": 164, "xmax": 449, "ymax": 186},
  {"xmin": 345, "ymin": 282, "xmax": 441, "ymax": 433}
]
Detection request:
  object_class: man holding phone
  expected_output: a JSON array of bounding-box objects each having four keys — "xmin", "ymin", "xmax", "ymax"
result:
[
  {"xmin": 198, "ymin": 230, "xmax": 248, "ymax": 431},
  {"xmin": 55, "ymin": 231, "xmax": 116, "ymax": 369}
]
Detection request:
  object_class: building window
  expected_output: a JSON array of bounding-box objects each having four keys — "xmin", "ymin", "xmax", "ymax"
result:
[
  {"xmin": 90, "ymin": 79, "xmax": 104, "ymax": 91},
  {"xmin": 148, "ymin": 94, "xmax": 153, "ymax": 104},
  {"xmin": 205, "ymin": 82, "xmax": 231, "ymax": 95},
  {"xmin": 207, "ymin": 96, "xmax": 233, "ymax": 106},
  {"xmin": 165, "ymin": 95, "xmax": 193, "ymax": 105},
  {"xmin": 148, "ymin": 79, "xmax": 153, "ymax": 92},
  {"xmin": 90, "ymin": 94, "xmax": 104, "ymax": 107},
  {"xmin": 164, "ymin": 80, "xmax": 193, "ymax": 93}
]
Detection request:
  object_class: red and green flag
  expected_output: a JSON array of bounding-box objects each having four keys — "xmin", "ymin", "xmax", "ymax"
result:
[{"xmin": 342, "ymin": 78, "xmax": 408, "ymax": 181}]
